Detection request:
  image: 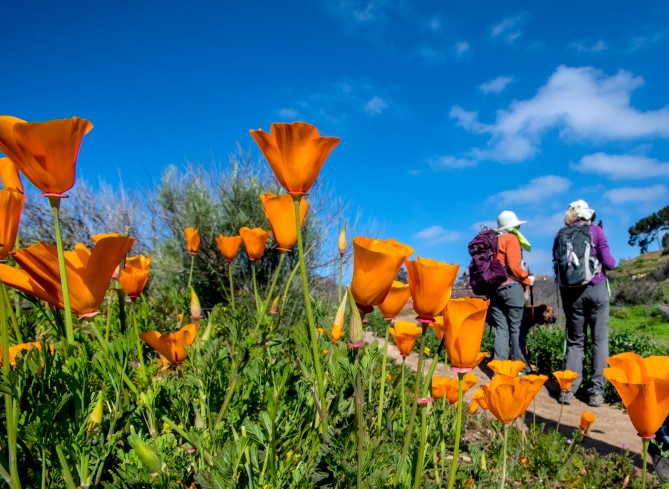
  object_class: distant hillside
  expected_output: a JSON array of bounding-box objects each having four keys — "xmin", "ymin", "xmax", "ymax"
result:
[{"xmin": 609, "ymin": 250, "xmax": 669, "ymax": 281}]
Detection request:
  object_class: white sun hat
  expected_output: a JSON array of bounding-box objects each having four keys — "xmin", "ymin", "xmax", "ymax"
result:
[
  {"xmin": 569, "ymin": 199, "xmax": 595, "ymax": 220},
  {"xmin": 496, "ymin": 210, "xmax": 527, "ymax": 232}
]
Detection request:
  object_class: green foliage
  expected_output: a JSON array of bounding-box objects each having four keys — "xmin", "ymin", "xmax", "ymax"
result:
[{"xmin": 628, "ymin": 204, "xmax": 669, "ymax": 253}]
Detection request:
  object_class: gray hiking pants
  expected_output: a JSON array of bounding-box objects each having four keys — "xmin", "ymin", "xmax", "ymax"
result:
[
  {"xmin": 490, "ymin": 282, "xmax": 528, "ymax": 367},
  {"xmin": 561, "ymin": 280, "xmax": 610, "ymax": 396}
]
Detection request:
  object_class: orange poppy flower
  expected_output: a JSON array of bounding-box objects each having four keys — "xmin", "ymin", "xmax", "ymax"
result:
[
  {"xmin": 350, "ymin": 236, "xmax": 414, "ymax": 312},
  {"xmin": 0, "ymin": 157, "xmax": 23, "ymax": 193},
  {"xmin": 580, "ymin": 411, "xmax": 596, "ymax": 433},
  {"xmin": 604, "ymin": 352, "xmax": 669, "ymax": 437},
  {"xmin": 140, "ymin": 323, "xmax": 199, "ymax": 366},
  {"xmin": 0, "ymin": 341, "xmax": 54, "ymax": 367},
  {"xmin": 259, "ymin": 193, "xmax": 308, "ymax": 251},
  {"xmin": 239, "ymin": 227, "xmax": 270, "ymax": 261},
  {"xmin": 480, "ymin": 374, "xmax": 533, "ymax": 424},
  {"xmin": 389, "ymin": 321, "xmax": 422, "ymax": 357},
  {"xmin": 521, "ymin": 374, "xmax": 548, "ymax": 406},
  {"xmin": 488, "ymin": 359, "xmax": 528, "ymax": 377},
  {"xmin": 184, "ymin": 227, "xmax": 200, "ymax": 254},
  {"xmin": 429, "ymin": 315, "xmax": 445, "ymax": 342},
  {"xmin": 0, "ymin": 116, "xmax": 93, "ymax": 195},
  {"xmin": 469, "ymin": 388, "xmax": 488, "ymax": 413},
  {"xmin": 443, "ymin": 297, "xmax": 490, "ymax": 370},
  {"xmin": 432, "ymin": 372, "xmax": 479, "ymax": 404},
  {"xmin": 377, "ymin": 281, "xmax": 411, "ymax": 320},
  {"xmin": 0, "ymin": 235, "xmax": 135, "ymax": 316},
  {"xmin": 215, "ymin": 235, "xmax": 243, "ymax": 261},
  {"xmin": 406, "ymin": 256, "xmax": 459, "ymax": 322},
  {"xmin": 119, "ymin": 255, "xmax": 151, "ymax": 300},
  {"xmin": 0, "ymin": 191, "xmax": 24, "ymax": 261},
  {"xmin": 249, "ymin": 121, "xmax": 340, "ymax": 195},
  {"xmin": 553, "ymin": 370, "xmax": 579, "ymax": 392}
]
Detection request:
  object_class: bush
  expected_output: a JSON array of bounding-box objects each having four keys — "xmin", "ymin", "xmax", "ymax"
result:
[{"xmin": 612, "ymin": 277, "xmax": 660, "ymax": 305}]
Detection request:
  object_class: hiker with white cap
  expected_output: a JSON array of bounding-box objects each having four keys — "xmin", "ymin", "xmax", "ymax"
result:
[
  {"xmin": 489, "ymin": 210, "xmax": 535, "ymax": 374},
  {"xmin": 553, "ymin": 199, "xmax": 616, "ymax": 407}
]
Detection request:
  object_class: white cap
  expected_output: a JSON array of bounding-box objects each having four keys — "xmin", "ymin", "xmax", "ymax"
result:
[
  {"xmin": 569, "ymin": 200, "xmax": 595, "ymax": 220},
  {"xmin": 496, "ymin": 210, "xmax": 527, "ymax": 232}
]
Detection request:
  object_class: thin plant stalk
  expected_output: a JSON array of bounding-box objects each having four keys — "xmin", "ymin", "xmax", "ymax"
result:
[
  {"xmin": 0, "ymin": 286, "xmax": 21, "ymax": 488},
  {"xmin": 446, "ymin": 372, "xmax": 466, "ymax": 489},
  {"xmin": 254, "ymin": 252, "xmax": 285, "ymax": 331},
  {"xmin": 401, "ymin": 358, "xmax": 406, "ymax": 425},
  {"xmin": 500, "ymin": 423, "xmax": 509, "ymax": 489},
  {"xmin": 131, "ymin": 301, "xmax": 147, "ymax": 383},
  {"xmin": 292, "ymin": 195, "xmax": 326, "ymax": 429},
  {"xmin": 338, "ymin": 253, "xmax": 343, "ymax": 303},
  {"xmin": 354, "ymin": 349, "xmax": 365, "ymax": 489},
  {"xmin": 441, "ymin": 396, "xmax": 447, "ymax": 481},
  {"xmin": 641, "ymin": 437, "xmax": 650, "ymax": 489},
  {"xmin": 228, "ymin": 261, "xmax": 236, "ymax": 309},
  {"xmin": 104, "ymin": 291, "xmax": 115, "ymax": 347},
  {"xmin": 556, "ymin": 392, "xmax": 566, "ymax": 431},
  {"xmin": 375, "ymin": 325, "xmax": 391, "ymax": 435},
  {"xmin": 187, "ymin": 253, "xmax": 195, "ymax": 291},
  {"xmin": 2, "ymin": 283, "xmax": 21, "ymax": 343},
  {"xmin": 252, "ymin": 261, "xmax": 260, "ymax": 310},
  {"xmin": 396, "ymin": 326, "xmax": 427, "ymax": 481},
  {"xmin": 49, "ymin": 196, "xmax": 74, "ymax": 352},
  {"xmin": 413, "ymin": 403, "xmax": 429, "ymax": 489}
]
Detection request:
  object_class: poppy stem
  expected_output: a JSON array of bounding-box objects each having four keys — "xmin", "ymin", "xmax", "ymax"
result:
[
  {"xmin": 1, "ymin": 283, "xmax": 22, "ymax": 343},
  {"xmin": 446, "ymin": 373, "xmax": 465, "ymax": 489},
  {"xmin": 132, "ymin": 301, "xmax": 147, "ymax": 384},
  {"xmin": 557, "ymin": 391, "xmax": 565, "ymax": 432},
  {"xmin": 354, "ymin": 350, "xmax": 365, "ymax": 489},
  {"xmin": 375, "ymin": 325, "xmax": 391, "ymax": 435},
  {"xmin": 292, "ymin": 196, "xmax": 326, "ymax": 431},
  {"xmin": 338, "ymin": 254, "xmax": 343, "ymax": 304},
  {"xmin": 48, "ymin": 196, "xmax": 74, "ymax": 353},
  {"xmin": 0, "ymin": 285, "xmax": 21, "ymax": 488},
  {"xmin": 254, "ymin": 252, "xmax": 285, "ymax": 332},
  {"xmin": 641, "ymin": 437, "xmax": 649, "ymax": 489},
  {"xmin": 187, "ymin": 254, "xmax": 195, "ymax": 292},
  {"xmin": 500, "ymin": 423, "xmax": 509, "ymax": 489},
  {"xmin": 228, "ymin": 261, "xmax": 235, "ymax": 309},
  {"xmin": 401, "ymin": 358, "xmax": 406, "ymax": 426}
]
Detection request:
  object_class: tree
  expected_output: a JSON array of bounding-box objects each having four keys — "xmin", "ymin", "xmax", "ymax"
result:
[{"xmin": 628, "ymin": 205, "xmax": 669, "ymax": 253}]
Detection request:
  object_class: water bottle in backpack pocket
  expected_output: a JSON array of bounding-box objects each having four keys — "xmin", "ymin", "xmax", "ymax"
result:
[{"xmin": 553, "ymin": 225, "xmax": 601, "ymax": 286}]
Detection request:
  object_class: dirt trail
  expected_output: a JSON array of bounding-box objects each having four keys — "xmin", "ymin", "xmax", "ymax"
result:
[{"xmin": 363, "ymin": 328, "xmax": 647, "ymax": 467}]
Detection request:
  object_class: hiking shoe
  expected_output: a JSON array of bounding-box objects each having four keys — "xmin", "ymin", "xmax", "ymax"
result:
[
  {"xmin": 588, "ymin": 393, "xmax": 604, "ymax": 407},
  {"xmin": 558, "ymin": 391, "xmax": 573, "ymax": 405}
]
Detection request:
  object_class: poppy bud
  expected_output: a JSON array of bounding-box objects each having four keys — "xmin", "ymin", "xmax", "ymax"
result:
[
  {"xmin": 190, "ymin": 287, "xmax": 202, "ymax": 319},
  {"xmin": 86, "ymin": 392, "xmax": 104, "ymax": 433},
  {"xmin": 338, "ymin": 222, "xmax": 347, "ymax": 255},
  {"xmin": 129, "ymin": 426, "xmax": 164, "ymax": 474},
  {"xmin": 269, "ymin": 295, "xmax": 279, "ymax": 315},
  {"xmin": 346, "ymin": 287, "xmax": 363, "ymax": 345}
]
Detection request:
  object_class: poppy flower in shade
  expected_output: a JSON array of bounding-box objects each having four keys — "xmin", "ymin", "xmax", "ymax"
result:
[
  {"xmin": 249, "ymin": 121, "xmax": 340, "ymax": 196},
  {"xmin": 0, "ymin": 341, "xmax": 54, "ymax": 367},
  {"xmin": 140, "ymin": 323, "xmax": 199, "ymax": 366},
  {"xmin": 259, "ymin": 193, "xmax": 308, "ymax": 251},
  {"xmin": 389, "ymin": 321, "xmax": 422, "ymax": 357},
  {"xmin": 429, "ymin": 315, "xmax": 445, "ymax": 342},
  {"xmin": 0, "ymin": 235, "xmax": 135, "ymax": 316},
  {"xmin": 184, "ymin": 228, "xmax": 200, "ymax": 255},
  {"xmin": 377, "ymin": 281, "xmax": 411, "ymax": 320},
  {"xmin": 215, "ymin": 235, "xmax": 243, "ymax": 262},
  {"xmin": 0, "ymin": 193, "xmax": 24, "ymax": 260},
  {"xmin": 553, "ymin": 370, "xmax": 579, "ymax": 392},
  {"xmin": 119, "ymin": 254, "xmax": 152, "ymax": 300},
  {"xmin": 480, "ymin": 374, "xmax": 534, "ymax": 424},
  {"xmin": 0, "ymin": 116, "xmax": 93, "ymax": 195},
  {"xmin": 350, "ymin": 236, "xmax": 414, "ymax": 313},
  {"xmin": 0, "ymin": 157, "xmax": 23, "ymax": 193},
  {"xmin": 443, "ymin": 297, "xmax": 490, "ymax": 371},
  {"xmin": 488, "ymin": 359, "xmax": 528, "ymax": 378},
  {"xmin": 406, "ymin": 256, "xmax": 459, "ymax": 323},
  {"xmin": 604, "ymin": 352, "xmax": 669, "ymax": 437},
  {"xmin": 239, "ymin": 227, "xmax": 270, "ymax": 261},
  {"xmin": 432, "ymin": 373, "xmax": 479, "ymax": 404},
  {"xmin": 469, "ymin": 388, "xmax": 488, "ymax": 414},
  {"xmin": 580, "ymin": 411, "xmax": 596, "ymax": 434}
]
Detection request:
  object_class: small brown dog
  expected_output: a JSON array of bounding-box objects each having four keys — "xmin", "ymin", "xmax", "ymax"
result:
[{"xmin": 523, "ymin": 304, "xmax": 556, "ymax": 328}]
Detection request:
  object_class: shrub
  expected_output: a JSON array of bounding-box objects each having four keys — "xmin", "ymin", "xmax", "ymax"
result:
[{"xmin": 612, "ymin": 277, "xmax": 660, "ymax": 305}]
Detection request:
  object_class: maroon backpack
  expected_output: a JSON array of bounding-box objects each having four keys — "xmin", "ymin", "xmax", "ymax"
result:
[{"xmin": 468, "ymin": 228, "xmax": 508, "ymax": 296}]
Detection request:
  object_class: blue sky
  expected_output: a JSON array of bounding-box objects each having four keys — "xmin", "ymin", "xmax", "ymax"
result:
[{"xmin": 2, "ymin": 0, "xmax": 669, "ymax": 275}]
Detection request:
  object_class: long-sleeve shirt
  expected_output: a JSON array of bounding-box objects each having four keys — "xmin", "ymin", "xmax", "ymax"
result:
[
  {"xmin": 495, "ymin": 232, "xmax": 532, "ymax": 287},
  {"xmin": 553, "ymin": 223, "xmax": 616, "ymax": 285}
]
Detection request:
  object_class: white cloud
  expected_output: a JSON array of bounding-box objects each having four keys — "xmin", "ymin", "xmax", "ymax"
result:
[
  {"xmin": 415, "ymin": 225, "xmax": 461, "ymax": 244},
  {"xmin": 528, "ymin": 212, "xmax": 567, "ymax": 236},
  {"xmin": 427, "ymin": 17, "xmax": 441, "ymax": 31},
  {"xmin": 428, "ymin": 155, "xmax": 478, "ymax": 170},
  {"xmin": 446, "ymin": 65, "xmax": 669, "ymax": 165},
  {"xmin": 365, "ymin": 96, "xmax": 388, "ymax": 114},
  {"xmin": 479, "ymin": 75, "xmax": 514, "ymax": 94},
  {"xmin": 570, "ymin": 39, "xmax": 607, "ymax": 53},
  {"xmin": 572, "ymin": 153, "xmax": 669, "ymax": 180},
  {"xmin": 627, "ymin": 32, "xmax": 665, "ymax": 52},
  {"xmin": 491, "ymin": 14, "xmax": 526, "ymax": 44},
  {"xmin": 489, "ymin": 175, "xmax": 572, "ymax": 205},
  {"xmin": 604, "ymin": 184, "xmax": 668, "ymax": 204},
  {"xmin": 454, "ymin": 41, "xmax": 470, "ymax": 57},
  {"xmin": 278, "ymin": 108, "xmax": 298, "ymax": 119}
]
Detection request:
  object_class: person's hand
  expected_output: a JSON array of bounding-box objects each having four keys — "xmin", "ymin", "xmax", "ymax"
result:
[{"xmin": 528, "ymin": 275, "xmax": 535, "ymax": 286}]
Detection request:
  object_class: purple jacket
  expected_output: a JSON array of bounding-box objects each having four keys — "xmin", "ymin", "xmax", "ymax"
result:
[{"xmin": 553, "ymin": 223, "xmax": 616, "ymax": 284}]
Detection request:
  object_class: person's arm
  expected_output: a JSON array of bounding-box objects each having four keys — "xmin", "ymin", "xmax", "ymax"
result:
[
  {"xmin": 501, "ymin": 234, "xmax": 532, "ymax": 285},
  {"xmin": 592, "ymin": 225, "xmax": 616, "ymax": 270}
]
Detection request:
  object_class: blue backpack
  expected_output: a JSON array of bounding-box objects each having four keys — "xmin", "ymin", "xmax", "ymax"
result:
[{"xmin": 468, "ymin": 228, "xmax": 508, "ymax": 296}]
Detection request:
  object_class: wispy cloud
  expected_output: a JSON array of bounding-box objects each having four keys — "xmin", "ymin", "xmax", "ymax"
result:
[
  {"xmin": 604, "ymin": 184, "xmax": 668, "ymax": 204},
  {"xmin": 479, "ymin": 75, "xmax": 514, "ymax": 94},
  {"xmin": 428, "ymin": 155, "xmax": 478, "ymax": 170},
  {"xmin": 445, "ymin": 65, "xmax": 669, "ymax": 165},
  {"xmin": 489, "ymin": 175, "xmax": 572, "ymax": 205},
  {"xmin": 277, "ymin": 108, "xmax": 298, "ymax": 119},
  {"xmin": 491, "ymin": 13, "xmax": 527, "ymax": 44},
  {"xmin": 572, "ymin": 153, "xmax": 669, "ymax": 180},
  {"xmin": 627, "ymin": 31, "xmax": 666, "ymax": 52},
  {"xmin": 415, "ymin": 225, "xmax": 461, "ymax": 244},
  {"xmin": 365, "ymin": 96, "xmax": 388, "ymax": 115},
  {"xmin": 570, "ymin": 39, "xmax": 607, "ymax": 53},
  {"xmin": 454, "ymin": 41, "xmax": 470, "ymax": 57}
]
